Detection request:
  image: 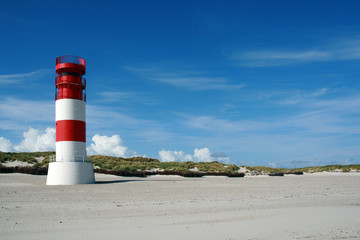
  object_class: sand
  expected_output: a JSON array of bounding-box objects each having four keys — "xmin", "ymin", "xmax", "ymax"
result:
[
  {"xmin": 2, "ymin": 160, "xmax": 34, "ymax": 167},
  {"xmin": 0, "ymin": 173, "xmax": 360, "ymax": 240}
]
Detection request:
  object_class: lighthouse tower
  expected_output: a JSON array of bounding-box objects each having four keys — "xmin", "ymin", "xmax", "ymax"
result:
[{"xmin": 46, "ymin": 55, "xmax": 95, "ymax": 185}]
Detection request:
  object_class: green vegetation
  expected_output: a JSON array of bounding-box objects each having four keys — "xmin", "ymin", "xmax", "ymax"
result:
[
  {"xmin": 244, "ymin": 166, "xmax": 287, "ymax": 174},
  {"xmin": 91, "ymin": 155, "xmax": 240, "ymax": 174},
  {"xmin": 243, "ymin": 164, "xmax": 360, "ymax": 174},
  {"xmin": 0, "ymin": 151, "xmax": 54, "ymax": 166},
  {"xmin": 0, "ymin": 152, "xmax": 243, "ymax": 177},
  {"xmin": 1, "ymin": 151, "xmax": 359, "ymax": 177},
  {"xmin": 294, "ymin": 164, "xmax": 360, "ymax": 173},
  {"xmin": 91, "ymin": 155, "xmax": 160, "ymax": 172}
]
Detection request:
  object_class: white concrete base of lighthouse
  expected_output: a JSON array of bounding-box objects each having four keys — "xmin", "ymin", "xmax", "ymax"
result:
[{"xmin": 46, "ymin": 162, "xmax": 95, "ymax": 185}]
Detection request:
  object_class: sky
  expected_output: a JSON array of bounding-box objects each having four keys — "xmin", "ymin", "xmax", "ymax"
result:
[{"xmin": 1, "ymin": 0, "xmax": 360, "ymax": 168}]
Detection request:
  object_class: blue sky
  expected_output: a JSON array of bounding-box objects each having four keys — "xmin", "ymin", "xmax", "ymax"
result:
[{"xmin": 1, "ymin": 0, "xmax": 360, "ymax": 168}]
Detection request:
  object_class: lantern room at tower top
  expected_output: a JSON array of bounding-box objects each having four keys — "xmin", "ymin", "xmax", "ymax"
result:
[{"xmin": 55, "ymin": 55, "xmax": 86, "ymax": 102}]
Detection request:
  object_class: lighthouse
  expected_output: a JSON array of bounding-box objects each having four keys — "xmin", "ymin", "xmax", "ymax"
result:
[{"xmin": 46, "ymin": 55, "xmax": 95, "ymax": 185}]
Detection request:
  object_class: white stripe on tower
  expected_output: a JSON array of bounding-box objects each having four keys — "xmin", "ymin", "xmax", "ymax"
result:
[{"xmin": 56, "ymin": 99, "xmax": 85, "ymax": 122}]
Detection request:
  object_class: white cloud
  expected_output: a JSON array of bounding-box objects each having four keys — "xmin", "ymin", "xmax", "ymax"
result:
[
  {"xmin": 158, "ymin": 147, "xmax": 229, "ymax": 163},
  {"xmin": 0, "ymin": 137, "xmax": 13, "ymax": 152},
  {"xmin": 14, "ymin": 127, "xmax": 55, "ymax": 152},
  {"xmin": 193, "ymin": 148, "xmax": 212, "ymax": 162},
  {"xmin": 1, "ymin": 129, "xmax": 138, "ymax": 158},
  {"xmin": 87, "ymin": 134, "xmax": 137, "ymax": 158},
  {"xmin": 158, "ymin": 149, "xmax": 192, "ymax": 162},
  {"xmin": 1, "ymin": 127, "xmax": 56, "ymax": 152}
]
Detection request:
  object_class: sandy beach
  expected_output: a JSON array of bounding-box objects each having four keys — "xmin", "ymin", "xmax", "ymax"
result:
[{"xmin": 1, "ymin": 173, "xmax": 360, "ymax": 240}]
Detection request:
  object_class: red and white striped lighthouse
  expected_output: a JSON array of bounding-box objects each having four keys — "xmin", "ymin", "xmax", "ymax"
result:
[{"xmin": 47, "ymin": 55, "xmax": 94, "ymax": 185}]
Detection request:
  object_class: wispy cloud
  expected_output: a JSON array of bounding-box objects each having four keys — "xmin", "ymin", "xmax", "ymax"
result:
[
  {"xmin": 0, "ymin": 98, "xmax": 54, "ymax": 130},
  {"xmin": 153, "ymin": 76, "xmax": 245, "ymax": 90},
  {"xmin": 97, "ymin": 91, "xmax": 137, "ymax": 102},
  {"xmin": 274, "ymin": 88, "xmax": 329, "ymax": 105},
  {"xmin": 183, "ymin": 115, "xmax": 269, "ymax": 133},
  {"xmin": 184, "ymin": 89, "xmax": 360, "ymax": 135},
  {"xmin": 177, "ymin": 89, "xmax": 360, "ymax": 166},
  {"xmin": 125, "ymin": 66, "xmax": 244, "ymax": 91},
  {"xmin": 0, "ymin": 96, "xmax": 174, "ymax": 145},
  {"xmin": 236, "ymin": 50, "xmax": 330, "ymax": 67},
  {"xmin": 97, "ymin": 91, "xmax": 157, "ymax": 105},
  {"xmin": 86, "ymin": 104, "xmax": 175, "ymax": 145},
  {"xmin": 0, "ymin": 69, "xmax": 52, "ymax": 84},
  {"xmin": 234, "ymin": 37, "xmax": 360, "ymax": 67},
  {"xmin": 0, "ymin": 11, "xmax": 47, "ymax": 28}
]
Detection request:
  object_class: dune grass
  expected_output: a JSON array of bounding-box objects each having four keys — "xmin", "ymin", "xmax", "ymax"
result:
[
  {"xmin": 0, "ymin": 152, "xmax": 242, "ymax": 177},
  {"xmin": 1, "ymin": 151, "xmax": 359, "ymax": 177},
  {"xmin": 91, "ymin": 155, "xmax": 240, "ymax": 174},
  {"xmin": 243, "ymin": 165, "xmax": 360, "ymax": 174},
  {"xmin": 0, "ymin": 151, "xmax": 54, "ymax": 166}
]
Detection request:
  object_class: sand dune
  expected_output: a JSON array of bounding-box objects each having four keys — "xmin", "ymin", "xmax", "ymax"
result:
[{"xmin": 1, "ymin": 173, "xmax": 360, "ymax": 239}]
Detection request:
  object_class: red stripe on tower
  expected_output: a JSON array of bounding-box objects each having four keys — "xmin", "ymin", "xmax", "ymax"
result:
[{"xmin": 56, "ymin": 120, "xmax": 86, "ymax": 142}]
